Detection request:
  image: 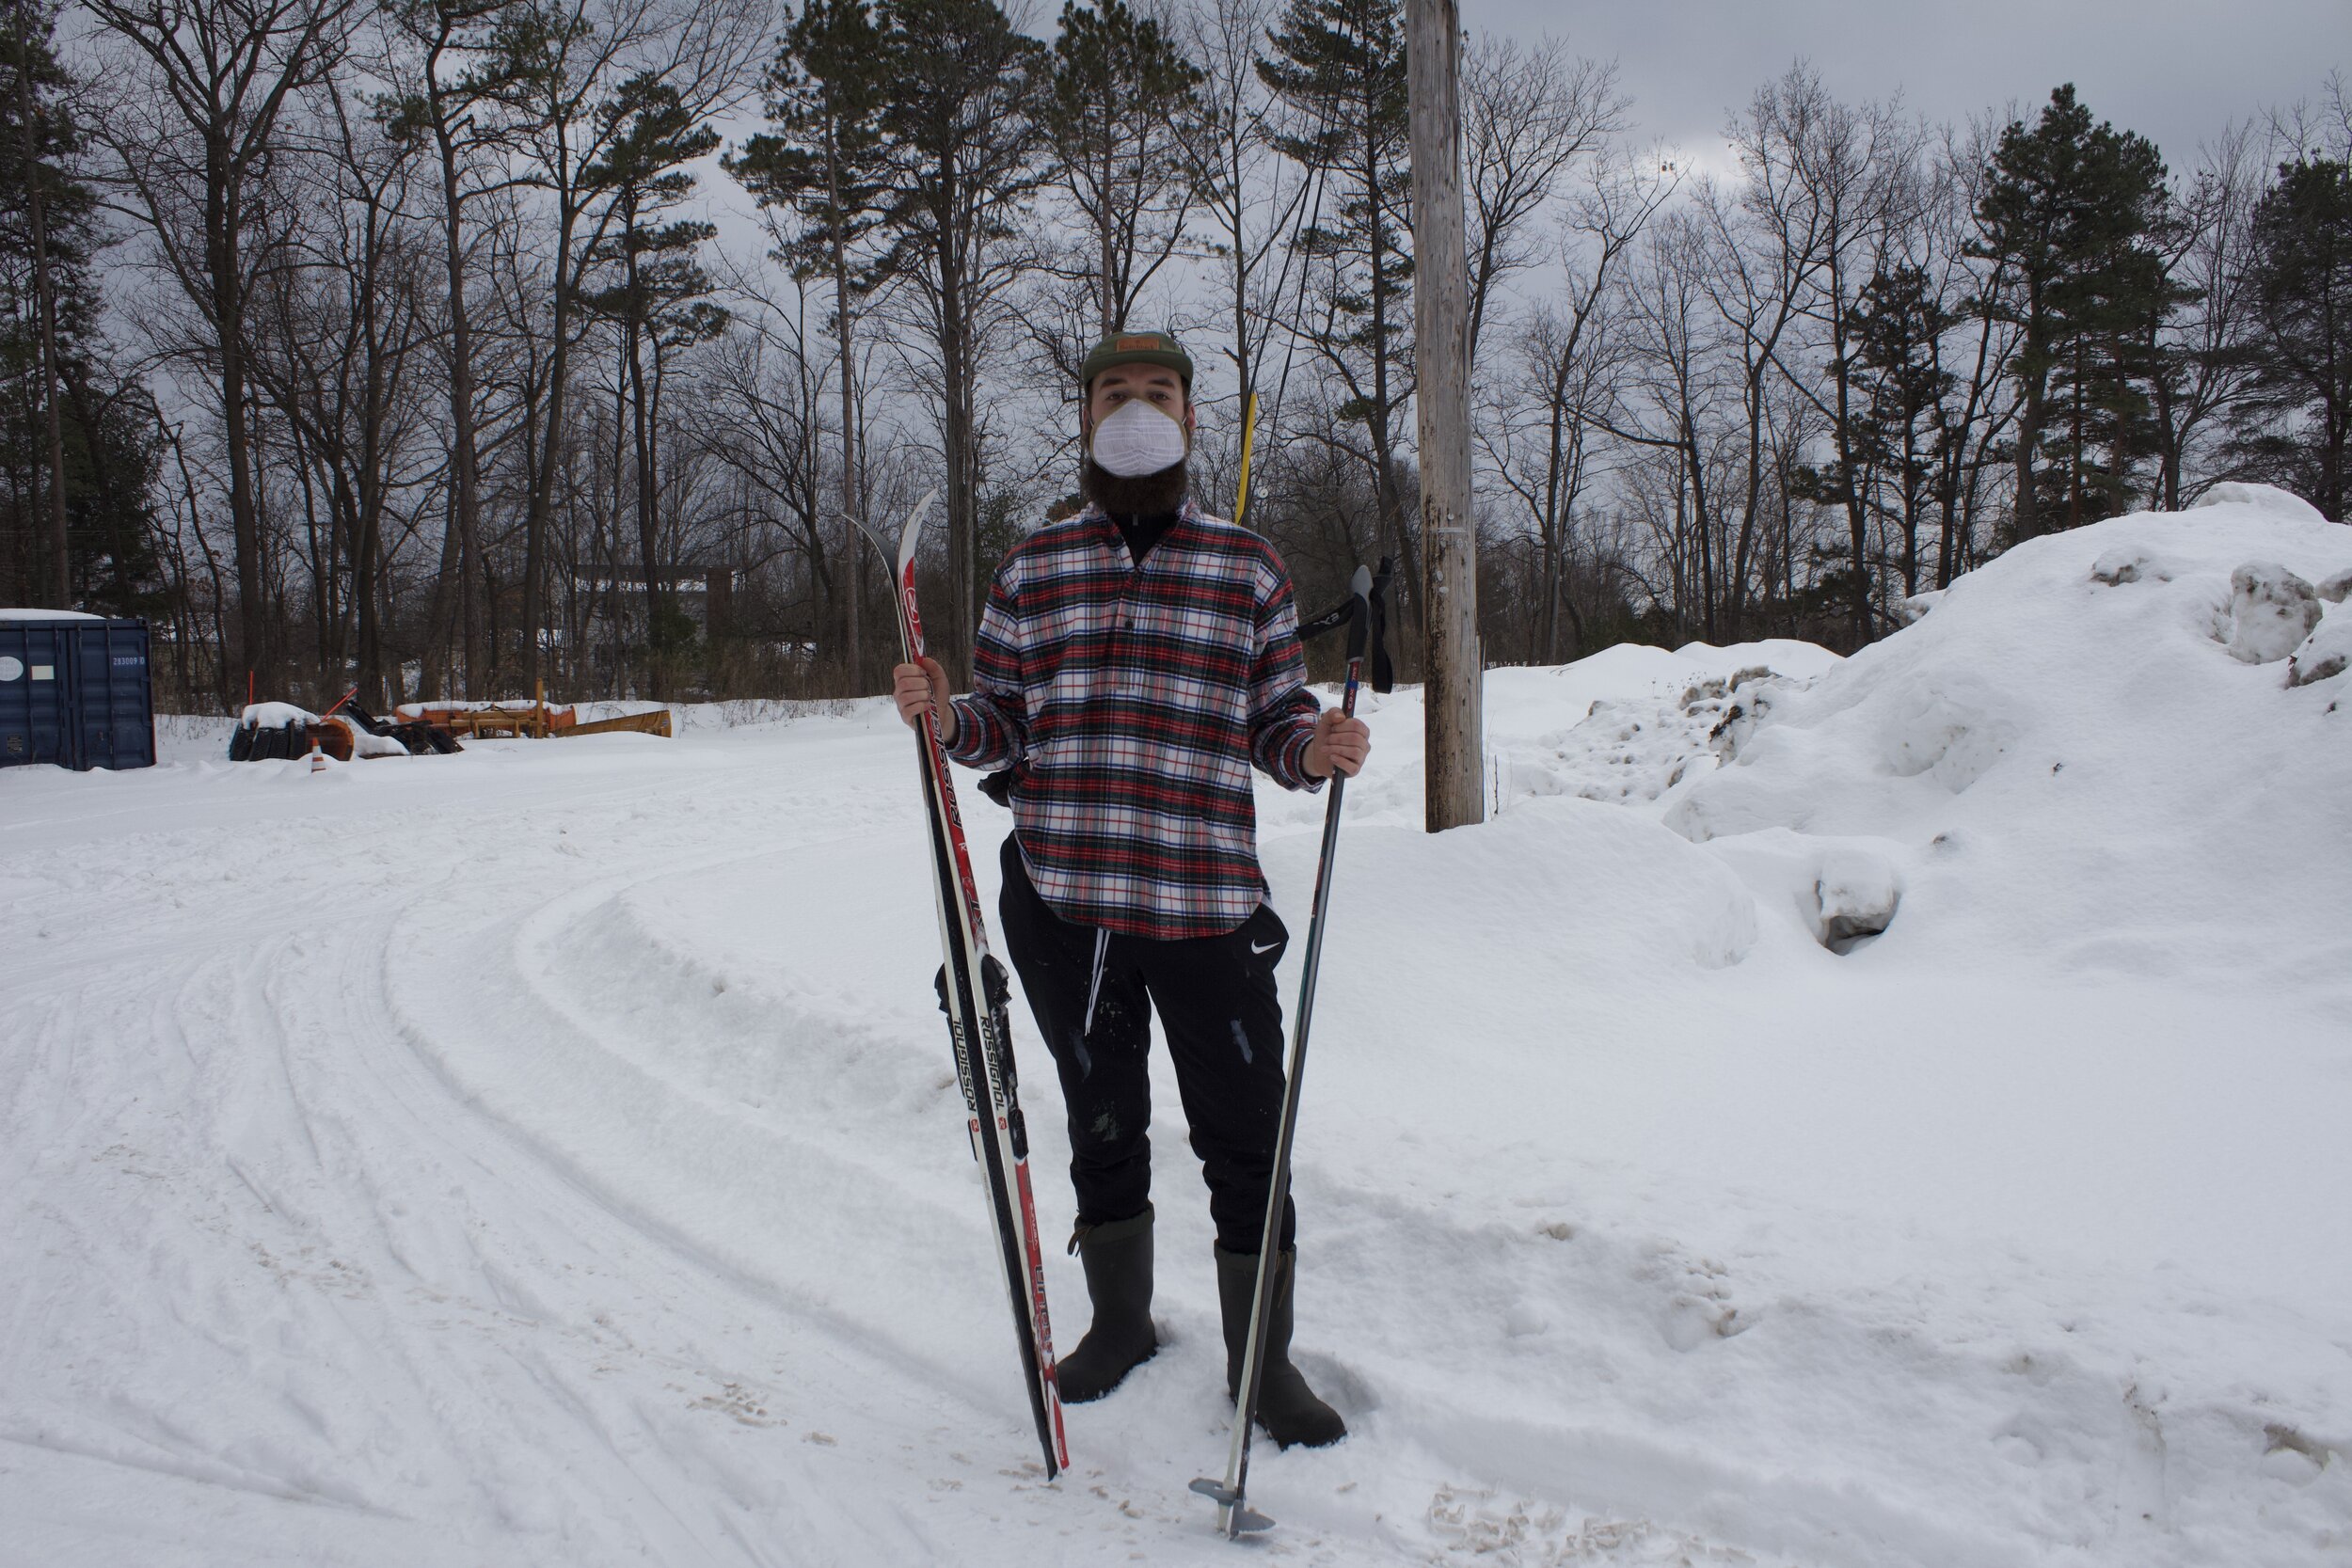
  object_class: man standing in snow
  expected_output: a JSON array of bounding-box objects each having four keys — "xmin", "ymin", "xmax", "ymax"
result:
[{"xmin": 893, "ymin": 331, "xmax": 1366, "ymax": 1449}]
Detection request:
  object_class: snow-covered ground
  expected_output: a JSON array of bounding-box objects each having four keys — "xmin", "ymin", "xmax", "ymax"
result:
[{"xmin": 5, "ymin": 489, "xmax": 2348, "ymax": 1566}]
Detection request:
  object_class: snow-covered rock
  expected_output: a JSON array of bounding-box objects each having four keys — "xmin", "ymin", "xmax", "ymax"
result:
[
  {"xmin": 1809, "ymin": 845, "xmax": 1902, "ymax": 952},
  {"xmin": 2289, "ymin": 605, "xmax": 2352, "ymax": 687},
  {"xmin": 2319, "ymin": 566, "xmax": 2352, "ymax": 603},
  {"xmin": 2089, "ymin": 546, "xmax": 2174, "ymax": 585},
  {"xmin": 1476, "ymin": 642, "xmax": 1839, "ymax": 810},
  {"xmin": 2221, "ymin": 560, "xmax": 2324, "ymax": 663}
]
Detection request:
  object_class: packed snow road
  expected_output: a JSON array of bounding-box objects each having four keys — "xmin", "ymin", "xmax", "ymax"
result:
[{"xmin": 7, "ymin": 499, "xmax": 2352, "ymax": 1566}]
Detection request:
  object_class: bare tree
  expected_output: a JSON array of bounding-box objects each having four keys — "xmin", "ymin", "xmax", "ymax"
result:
[
  {"xmin": 386, "ymin": 0, "xmax": 524, "ymax": 697},
  {"xmin": 489, "ymin": 0, "xmax": 761, "ymax": 689},
  {"xmin": 244, "ymin": 76, "xmax": 437, "ymax": 703},
  {"xmin": 2146, "ymin": 122, "xmax": 2265, "ymax": 510},
  {"xmin": 1460, "ymin": 33, "xmax": 1625, "ymax": 360},
  {"xmin": 1479, "ymin": 146, "xmax": 1673, "ymax": 659},
  {"xmin": 1174, "ymin": 0, "xmax": 1315, "ymax": 521},
  {"xmin": 87, "ymin": 0, "xmax": 353, "ymax": 695}
]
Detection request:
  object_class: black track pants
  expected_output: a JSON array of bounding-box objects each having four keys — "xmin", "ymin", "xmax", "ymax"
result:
[{"xmin": 996, "ymin": 834, "xmax": 1297, "ymax": 1255}]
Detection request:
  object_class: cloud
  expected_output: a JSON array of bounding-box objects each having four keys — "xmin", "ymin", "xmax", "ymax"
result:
[{"xmin": 1478, "ymin": 0, "xmax": 2344, "ymax": 167}]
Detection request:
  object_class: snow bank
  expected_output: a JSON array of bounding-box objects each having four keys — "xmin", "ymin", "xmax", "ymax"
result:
[
  {"xmin": 1482, "ymin": 641, "xmax": 1842, "ymax": 810},
  {"xmin": 1659, "ymin": 499, "xmax": 2352, "ymax": 983}
]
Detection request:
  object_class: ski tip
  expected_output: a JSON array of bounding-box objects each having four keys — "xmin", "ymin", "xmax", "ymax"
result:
[
  {"xmin": 898, "ymin": 489, "xmax": 940, "ymax": 571},
  {"xmin": 847, "ymin": 511, "xmax": 895, "ymax": 566},
  {"xmin": 1349, "ymin": 562, "xmax": 1373, "ymax": 601}
]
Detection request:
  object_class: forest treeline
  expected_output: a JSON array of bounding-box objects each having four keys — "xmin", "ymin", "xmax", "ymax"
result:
[{"xmin": 1, "ymin": 0, "xmax": 2346, "ymax": 710}]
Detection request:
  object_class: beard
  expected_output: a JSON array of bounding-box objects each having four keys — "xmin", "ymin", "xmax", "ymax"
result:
[{"xmin": 1081, "ymin": 453, "xmax": 1190, "ymax": 517}]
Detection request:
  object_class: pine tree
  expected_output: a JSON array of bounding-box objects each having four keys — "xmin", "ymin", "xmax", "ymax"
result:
[
  {"xmin": 1849, "ymin": 265, "xmax": 1959, "ymax": 597},
  {"xmin": 864, "ymin": 0, "xmax": 1047, "ymax": 673},
  {"xmin": 583, "ymin": 73, "xmax": 726, "ymax": 697},
  {"xmin": 727, "ymin": 0, "xmax": 896, "ymax": 679},
  {"xmin": 2230, "ymin": 156, "xmax": 2352, "ymax": 520},
  {"xmin": 1970, "ymin": 85, "xmax": 2176, "ymax": 538},
  {"xmin": 0, "ymin": 0, "xmax": 161, "ymax": 616},
  {"xmin": 1041, "ymin": 0, "xmax": 1203, "ymax": 339},
  {"xmin": 1257, "ymin": 0, "xmax": 1417, "ymax": 613}
]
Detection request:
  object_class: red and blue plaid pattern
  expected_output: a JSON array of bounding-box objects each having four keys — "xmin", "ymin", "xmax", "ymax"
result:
[{"xmin": 946, "ymin": 499, "xmax": 1324, "ymax": 939}]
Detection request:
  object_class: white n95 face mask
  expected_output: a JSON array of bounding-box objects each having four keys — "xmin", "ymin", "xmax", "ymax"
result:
[{"xmin": 1089, "ymin": 398, "xmax": 1188, "ymax": 477}]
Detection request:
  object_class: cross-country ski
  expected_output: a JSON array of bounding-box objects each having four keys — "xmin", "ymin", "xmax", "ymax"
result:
[{"xmin": 854, "ymin": 490, "xmax": 1068, "ymax": 1480}]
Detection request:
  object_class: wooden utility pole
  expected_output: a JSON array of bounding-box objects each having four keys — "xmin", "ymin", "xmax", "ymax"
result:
[{"xmin": 1407, "ymin": 0, "xmax": 1483, "ymax": 832}]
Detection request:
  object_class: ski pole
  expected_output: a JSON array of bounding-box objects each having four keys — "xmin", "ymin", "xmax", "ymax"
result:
[{"xmin": 1193, "ymin": 563, "xmax": 1372, "ymax": 1537}]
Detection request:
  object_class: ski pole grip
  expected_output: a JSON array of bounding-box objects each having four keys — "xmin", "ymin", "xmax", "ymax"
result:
[{"xmin": 1340, "ymin": 565, "xmax": 1372, "ymax": 718}]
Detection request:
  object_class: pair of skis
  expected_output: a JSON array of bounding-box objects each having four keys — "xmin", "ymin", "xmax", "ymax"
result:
[
  {"xmin": 861, "ymin": 499, "xmax": 1374, "ymax": 1535},
  {"xmin": 854, "ymin": 493, "xmax": 1067, "ymax": 1480}
]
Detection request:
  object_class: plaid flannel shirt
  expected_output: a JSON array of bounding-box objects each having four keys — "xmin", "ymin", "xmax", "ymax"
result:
[{"xmin": 946, "ymin": 499, "xmax": 1325, "ymax": 940}]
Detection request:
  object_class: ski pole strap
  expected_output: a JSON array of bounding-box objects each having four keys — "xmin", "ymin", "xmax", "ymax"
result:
[
  {"xmin": 1296, "ymin": 557, "xmax": 1394, "ymax": 693},
  {"xmin": 1082, "ymin": 927, "xmax": 1112, "ymax": 1036}
]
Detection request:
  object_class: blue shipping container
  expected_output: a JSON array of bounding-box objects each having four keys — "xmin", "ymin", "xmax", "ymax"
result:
[{"xmin": 0, "ymin": 617, "xmax": 156, "ymax": 771}]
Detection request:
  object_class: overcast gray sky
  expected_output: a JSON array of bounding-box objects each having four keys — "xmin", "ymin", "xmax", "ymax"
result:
[{"xmin": 1477, "ymin": 0, "xmax": 2346, "ymax": 174}]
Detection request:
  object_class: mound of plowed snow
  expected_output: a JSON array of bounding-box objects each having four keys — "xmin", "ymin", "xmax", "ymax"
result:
[{"xmin": 1662, "ymin": 489, "xmax": 2352, "ymax": 983}]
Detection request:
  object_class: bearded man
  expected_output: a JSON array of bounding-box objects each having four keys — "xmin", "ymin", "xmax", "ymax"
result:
[{"xmin": 893, "ymin": 330, "xmax": 1368, "ymax": 1448}]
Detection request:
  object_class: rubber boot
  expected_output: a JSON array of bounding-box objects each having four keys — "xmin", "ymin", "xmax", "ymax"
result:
[
  {"xmin": 1215, "ymin": 1244, "xmax": 1346, "ymax": 1449},
  {"xmin": 1056, "ymin": 1207, "xmax": 1159, "ymax": 1402}
]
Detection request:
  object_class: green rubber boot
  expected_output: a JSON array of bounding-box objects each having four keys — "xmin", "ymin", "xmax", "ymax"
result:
[
  {"xmin": 1057, "ymin": 1207, "xmax": 1160, "ymax": 1402},
  {"xmin": 1215, "ymin": 1243, "xmax": 1346, "ymax": 1449}
]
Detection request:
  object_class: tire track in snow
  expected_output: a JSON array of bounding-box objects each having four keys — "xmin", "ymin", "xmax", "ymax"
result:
[{"xmin": 3, "ymin": 734, "xmax": 1105, "ymax": 1563}]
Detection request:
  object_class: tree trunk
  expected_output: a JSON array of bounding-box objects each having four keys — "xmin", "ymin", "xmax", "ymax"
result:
[
  {"xmin": 1362, "ymin": 119, "xmax": 1422, "ymax": 641},
  {"xmin": 940, "ymin": 189, "xmax": 977, "ymax": 683},
  {"xmin": 207, "ymin": 131, "xmax": 268, "ymax": 689},
  {"xmin": 622, "ymin": 198, "xmax": 668, "ymax": 700},
  {"xmin": 523, "ymin": 152, "xmax": 584, "ymax": 693},
  {"xmin": 424, "ymin": 15, "xmax": 485, "ymax": 699},
  {"xmin": 826, "ymin": 120, "xmax": 864, "ymax": 689}
]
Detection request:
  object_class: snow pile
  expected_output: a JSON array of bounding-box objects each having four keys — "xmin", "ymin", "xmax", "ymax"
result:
[
  {"xmin": 667, "ymin": 695, "xmax": 873, "ymax": 733},
  {"xmin": 1661, "ymin": 496, "xmax": 2351, "ymax": 983},
  {"xmin": 154, "ymin": 713, "xmax": 237, "ymax": 759},
  {"xmin": 347, "ymin": 728, "xmax": 413, "ymax": 759},
  {"xmin": 1482, "ymin": 641, "xmax": 1841, "ymax": 810}
]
